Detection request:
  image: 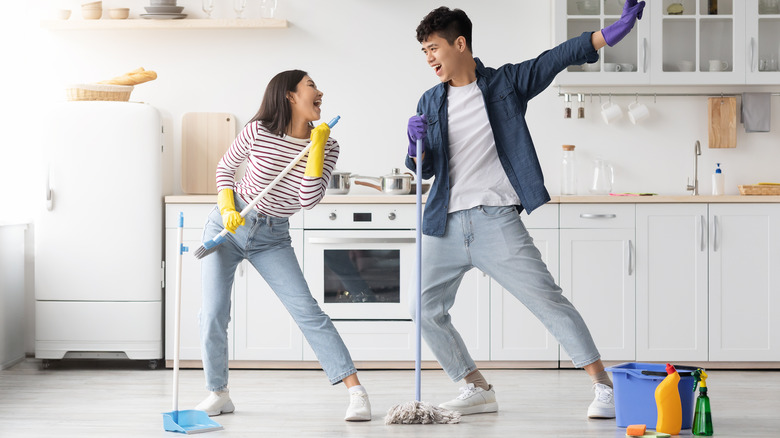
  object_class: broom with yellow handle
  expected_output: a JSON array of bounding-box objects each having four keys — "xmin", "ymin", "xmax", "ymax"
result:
[{"xmin": 193, "ymin": 116, "xmax": 340, "ymax": 259}]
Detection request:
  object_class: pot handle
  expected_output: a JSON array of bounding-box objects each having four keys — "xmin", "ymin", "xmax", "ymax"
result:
[{"xmin": 353, "ymin": 180, "xmax": 382, "ymax": 191}]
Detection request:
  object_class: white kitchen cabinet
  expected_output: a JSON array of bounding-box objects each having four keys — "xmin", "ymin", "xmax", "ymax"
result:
[
  {"xmin": 491, "ymin": 205, "xmax": 561, "ymax": 361},
  {"xmin": 449, "ymin": 269, "xmax": 491, "ymax": 361},
  {"xmin": 745, "ymin": 0, "xmax": 780, "ymax": 83},
  {"xmin": 233, "ymin": 230, "xmax": 304, "ymax": 361},
  {"xmin": 555, "ymin": 0, "xmax": 651, "ymax": 85},
  {"xmin": 165, "ymin": 204, "xmax": 235, "ymax": 362},
  {"xmin": 560, "ymin": 204, "xmax": 636, "ymax": 362},
  {"xmin": 0, "ymin": 224, "xmax": 27, "ymax": 370},
  {"xmin": 708, "ymin": 204, "xmax": 780, "ymax": 361},
  {"xmin": 557, "ymin": 0, "xmax": 777, "ymax": 85},
  {"xmin": 636, "ymin": 204, "xmax": 708, "ymax": 362},
  {"xmin": 650, "ymin": 0, "xmax": 746, "ymax": 85}
]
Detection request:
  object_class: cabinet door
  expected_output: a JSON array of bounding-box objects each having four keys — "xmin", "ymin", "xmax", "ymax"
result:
[
  {"xmin": 449, "ymin": 269, "xmax": 491, "ymax": 361},
  {"xmin": 650, "ymin": 0, "xmax": 746, "ymax": 84},
  {"xmin": 709, "ymin": 204, "xmax": 780, "ymax": 361},
  {"xmin": 745, "ymin": 0, "xmax": 780, "ymax": 84},
  {"xmin": 233, "ymin": 230, "xmax": 304, "ymax": 360},
  {"xmin": 636, "ymin": 204, "xmax": 708, "ymax": 362},
  {"xmin": 165, "ymin": 205, "xmax": 235, "ymax": 362},
  {"xmin": 490, "ymin": 228, "xmax": 560, "ymax": 361},
  {"xmin": 555, "ymin": 0, "xmax": 651, "ymax": 85},
  {"xmin": 560, "ymin": 228, "xmax": 636, "ymax": 361}
]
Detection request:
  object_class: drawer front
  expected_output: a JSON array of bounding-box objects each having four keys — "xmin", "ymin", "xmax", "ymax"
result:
[
  {"xmin": 165, "ymin": 203, "xmax": 303, "ymax": 229},
  {"xmin": 520, "ymin": 203, "xmax": 559, "ymax": 229},
  {"xmin": 560, "ymin": 204, "xmax": 635, "ymax": 228}
]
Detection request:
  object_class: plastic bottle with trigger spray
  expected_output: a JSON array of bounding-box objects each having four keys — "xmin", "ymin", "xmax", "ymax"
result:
[
  {"xmin": 692, "ymin": 369, "xmax": 714, "ymax": 436},
  {"xmin": 655, "ymin": 363, "xmax": 682, "ymax": 435}
]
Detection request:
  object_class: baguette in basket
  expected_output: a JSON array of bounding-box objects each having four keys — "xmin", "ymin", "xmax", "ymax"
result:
[{"xmin": 98, "ymin": 67, "xmax": 157, "ymax": 86}]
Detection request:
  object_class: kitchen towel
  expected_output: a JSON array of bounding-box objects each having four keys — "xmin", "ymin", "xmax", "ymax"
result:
[{"xmin": 741, "ymin": 93, "xmax": 771, "ymax": 133}]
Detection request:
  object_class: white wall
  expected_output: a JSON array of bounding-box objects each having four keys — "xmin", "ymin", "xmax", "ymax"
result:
[{"xmin": 1, "ymin": 1, "xmax": 779, "ymax": 352}]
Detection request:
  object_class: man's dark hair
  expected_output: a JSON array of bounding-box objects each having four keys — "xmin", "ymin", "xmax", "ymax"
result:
[{"xmin": 416, "ymin": 7, "xmax": 472, "ymax": 52}]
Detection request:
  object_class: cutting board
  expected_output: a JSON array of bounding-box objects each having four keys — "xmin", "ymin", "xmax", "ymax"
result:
[
  {"xmin": 181, "ymin": 112, "xmax": 236, "ymax": 194},
  {"xmin": 707, "ymin": 97, "xmax": 737, "ymax": 148}
]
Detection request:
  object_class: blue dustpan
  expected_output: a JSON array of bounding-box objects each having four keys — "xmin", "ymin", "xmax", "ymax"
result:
[
  {"xmin": 163, "ymin": 409, "xmax": 223, "ymax": 434},
  {"xmin": 163, "ymin": 213, "xmax": 223, "ymax": 434}
]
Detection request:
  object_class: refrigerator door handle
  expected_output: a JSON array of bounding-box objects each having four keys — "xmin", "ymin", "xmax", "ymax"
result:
[{"xmin": 45, "ymin": 167, "xmax": 54, "ymax": 211}]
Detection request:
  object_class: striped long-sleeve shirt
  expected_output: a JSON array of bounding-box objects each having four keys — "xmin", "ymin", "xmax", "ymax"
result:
[{"xmin": 215, "ymin": 121, "xmax": 339, "ymax": 217}]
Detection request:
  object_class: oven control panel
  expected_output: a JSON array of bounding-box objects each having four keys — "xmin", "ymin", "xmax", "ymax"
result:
[{"xmin": 304, "ymin": 204, "xmax": 417, "ymax": 229}]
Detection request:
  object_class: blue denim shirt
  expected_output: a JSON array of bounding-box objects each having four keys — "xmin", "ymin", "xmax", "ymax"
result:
[{"xmin": 406, "ymin": 32, "xmax": 599, "ymax": 237}]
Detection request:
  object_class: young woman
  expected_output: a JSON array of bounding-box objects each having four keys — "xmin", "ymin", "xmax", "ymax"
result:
[{"xmin": 195, "ymin": 70, "xmax": 371, "ymax": 422}]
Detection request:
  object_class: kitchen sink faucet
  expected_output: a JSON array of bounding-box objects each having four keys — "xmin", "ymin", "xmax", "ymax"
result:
[{"xmin": 686, "ymin": 140, "xmax": 702, "ymax": 195}]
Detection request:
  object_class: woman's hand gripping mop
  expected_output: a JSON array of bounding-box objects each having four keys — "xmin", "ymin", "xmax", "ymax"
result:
[
  {"xmin": 385, "ymin": 120, "xmax": 460, "ymax": 425},
  {"xmin": 192, "ymin": 116, "xmax": 341, "ymax": 260},
  {"xmin": 163, "ymin": 212, "xmax": 224, "ymax": 434}
]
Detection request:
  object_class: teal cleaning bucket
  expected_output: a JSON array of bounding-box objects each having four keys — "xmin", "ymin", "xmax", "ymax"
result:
[{"xmin": 606, "ymin": 362, "xmax": 698, "ymax": 429}]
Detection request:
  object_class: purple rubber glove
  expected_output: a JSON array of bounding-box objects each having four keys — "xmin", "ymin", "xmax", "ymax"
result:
[
  {"xmin": 407, "ymin": 114, "xmax": 427, "ymax": 157},
  {"xmin": 601, "ymin": 0, "xmax": 645, "ymax": 47}
]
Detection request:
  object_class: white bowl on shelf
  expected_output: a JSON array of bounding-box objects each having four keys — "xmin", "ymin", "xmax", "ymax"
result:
[
  {"xmin": 55, "ymin": 9, "xmax": 72, "ymax": 20},
  {"xmin": 108, "ymin": 8, "xmax": 129, "ymax": 19}
]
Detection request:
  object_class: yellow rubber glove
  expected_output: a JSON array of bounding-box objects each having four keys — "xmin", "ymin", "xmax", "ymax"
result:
[
  {"xmin": 304, "ymin": 122, "xmax": 330, "ymax": 177},
  {"xmin": 217, "ymin": 188, "xmax": 245, "ymax": 233}
]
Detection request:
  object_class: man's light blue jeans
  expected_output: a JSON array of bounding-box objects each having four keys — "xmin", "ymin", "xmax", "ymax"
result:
[
  {"xmin": 412, "ymin": 205, "xmax": 601, "ymax": 382},
  {"xmin": 200, "ymin": 196, "xmax": 357, "ymax": 391}
]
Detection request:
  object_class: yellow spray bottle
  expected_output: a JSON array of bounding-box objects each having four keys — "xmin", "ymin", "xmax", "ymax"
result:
[
  {"xmin": 692, "ymin": 369, "xmax": 714, "ymax": 436},
  {"xmin": 655, "ymin": 363, "xmax": 682, "ymax": 435}
]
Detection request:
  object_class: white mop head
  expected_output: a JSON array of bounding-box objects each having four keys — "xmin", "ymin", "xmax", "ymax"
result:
[{"xmin": 384, "ymin": 400, "xmax": 461, "ymax": 424}]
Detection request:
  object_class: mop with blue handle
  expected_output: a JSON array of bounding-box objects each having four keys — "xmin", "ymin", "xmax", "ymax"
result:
[
  {"xmin": 193, "ymin": 116, "xmax": 340, "ymax": 259},
  {"xmin": 384, "ymin": 137, "xmax": 460, "ymax": 425}
]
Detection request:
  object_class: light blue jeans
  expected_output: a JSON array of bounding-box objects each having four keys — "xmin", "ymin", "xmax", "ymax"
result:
[
  {"xmin": 200, "ymin": 196, "xmax": 357, "ymax": 391},
  {"xmin": 411, "ymin": 205, "xmax": 601, "ymax": 382}
]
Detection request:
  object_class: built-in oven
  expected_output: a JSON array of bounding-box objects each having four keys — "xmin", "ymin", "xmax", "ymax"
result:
[{"xmin": 303, "ymin": 203, "xmax": 416, "ymax": 320}]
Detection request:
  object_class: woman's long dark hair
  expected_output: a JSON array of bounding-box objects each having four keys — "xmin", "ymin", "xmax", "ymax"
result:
[{"xmin": 248, "ymin": 69, "xmax": 311, "ymax": 137}]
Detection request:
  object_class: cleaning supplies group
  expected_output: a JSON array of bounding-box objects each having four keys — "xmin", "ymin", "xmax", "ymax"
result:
[{"xmin": 652, "ymin": 364, "xmax": 713, "ymax": 436}]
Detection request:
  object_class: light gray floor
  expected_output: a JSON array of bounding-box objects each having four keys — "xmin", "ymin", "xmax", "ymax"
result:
[{"xmin": 1, "ymin": 359, "xmax": 778, "ymax": 437}]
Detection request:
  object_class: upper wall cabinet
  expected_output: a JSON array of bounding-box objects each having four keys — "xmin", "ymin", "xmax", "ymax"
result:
[
  {"xmin": 556, "ymin": 0, "xmax": 651, "ymax": 85},
  {"xmin": 554, "ymin": 0, "xmax": 779, "ymax": 85}
]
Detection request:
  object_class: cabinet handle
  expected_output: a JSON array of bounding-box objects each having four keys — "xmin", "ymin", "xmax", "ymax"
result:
[
  {"xmin": 237, "ymin": 261, "xmax": 244, "ymax": 277},
  {"xmin": 642, "ymin": 38, "xmax": 648, "ymax": 73},
  {"xmin": 700, "ymin": 215, "xmax": 706, "ymax": 252},
  {"xmin": 750, "ymin": 38, "xmax": 756, "ymax": 73},
  {"xmin": 713, "ymin": 216, "xmax": 719, "ymax": 252},
  {"xmin": 45, "ymin": 167, "xmax": 54, "ymax": 211},
  {"xmin": 626, "ymin": 240, "xmax": 634, "ymax": 276},
  {"xmin": 579, "ymin": 213, "xmax": 617, "ymax": 219}
]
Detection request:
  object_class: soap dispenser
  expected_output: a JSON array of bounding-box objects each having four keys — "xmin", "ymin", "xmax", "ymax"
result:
[{"xmin": 712, "ymin": 163, "xmax": 725, "ymax": 196}]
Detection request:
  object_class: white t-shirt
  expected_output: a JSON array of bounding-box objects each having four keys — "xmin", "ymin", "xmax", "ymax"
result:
[{"xmin": 446, "ymin": 81, "xmax": 521, "ymax": 213}]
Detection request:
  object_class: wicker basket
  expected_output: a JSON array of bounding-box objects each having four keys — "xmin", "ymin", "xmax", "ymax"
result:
[
  {"xmin": 738, "ymin": 184, "xmax": 780, "ymax": 195},
  {"xmin": 66, "ymin": 84, "xmax": 133, "ymax": 102}
]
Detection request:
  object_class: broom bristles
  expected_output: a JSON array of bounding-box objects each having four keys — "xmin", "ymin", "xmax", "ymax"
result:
[{"xmin": 384, "ymin": 401, "xmax": 461, "ymax": 425}]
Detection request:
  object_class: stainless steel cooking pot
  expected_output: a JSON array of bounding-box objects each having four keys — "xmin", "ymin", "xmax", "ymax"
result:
[
  {"xmin": 326, "ymin": 171, "xmax": 352, "ymax": 195},
  {"xmin": 353, "ymin": 168, "xmax": 413, "ymax": 195}
]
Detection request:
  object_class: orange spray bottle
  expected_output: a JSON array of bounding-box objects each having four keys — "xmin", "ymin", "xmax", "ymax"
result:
[{"xmin": 655, "ymin": 363, "xmax": 682, "ymax": 435}]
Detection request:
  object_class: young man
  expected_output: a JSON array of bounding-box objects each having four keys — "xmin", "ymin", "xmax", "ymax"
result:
[{"xmin": 405, "ymin": 4, "xmax": 645, "ymax": 418}]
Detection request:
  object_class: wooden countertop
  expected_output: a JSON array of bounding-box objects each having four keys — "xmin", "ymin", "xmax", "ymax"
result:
[{"xmin": 165, "ymin": 194, "xmax": 780, "ymax": 204}]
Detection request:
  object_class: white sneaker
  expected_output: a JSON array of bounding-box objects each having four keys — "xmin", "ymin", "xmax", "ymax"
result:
[
  {"xmin": 438, "ymin": 383, "xmax": 498, "ymax": 415},
  {"xmin": 345, "ymin": 391, "xmax": 372, "ymax": 421},
  {"xmin": 195, "ymin": 390, "xmax": 235, "ymax": 416},
  {"xmin": 587, "ymin": 383, "xmax": 615, "ymax": 419}
]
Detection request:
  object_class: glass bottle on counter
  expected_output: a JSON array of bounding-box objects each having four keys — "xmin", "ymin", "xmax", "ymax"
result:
[{"xmin": 561, "ymin": 145, "xmax": 577, "ymax": 195}]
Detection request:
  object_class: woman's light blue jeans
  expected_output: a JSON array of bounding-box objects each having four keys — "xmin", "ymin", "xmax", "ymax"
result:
[
  {"xmin": 412, "ymin": 205, "xmax": 601, "ymax": 382},
  {"xmin": 200, "ymin": 196, "xmax": 357, "ymax": 391}
]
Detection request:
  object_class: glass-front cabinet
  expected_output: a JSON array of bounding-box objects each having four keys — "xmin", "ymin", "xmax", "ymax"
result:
[
  {"xmin": 555, "ymin": 0, "xmax": 776, "ymax": 85},
  {"xmin": 556, "ymin": 0, "xmax": 651, "ymax": 85},
  {"xmin": 650, "ymin": 0, "xmax": 745, "ymax": 84},
  {"xmin": 746, "ymin": 0, "xmax": 780, "ymax": 83}
]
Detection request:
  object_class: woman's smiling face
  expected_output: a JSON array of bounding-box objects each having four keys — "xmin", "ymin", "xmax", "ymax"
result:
[{"xmin": 288, "ymin": 75, "xmax": 323, "ymax": 123}]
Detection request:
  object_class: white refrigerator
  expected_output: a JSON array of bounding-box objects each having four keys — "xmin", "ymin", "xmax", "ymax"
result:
[{"xmin": 35, "ymin": 101, "xmax": 164, "ymax": 366}]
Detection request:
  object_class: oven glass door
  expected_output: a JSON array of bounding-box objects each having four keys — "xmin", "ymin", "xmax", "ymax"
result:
[{"xmin": 303, "ymin": 229, "xmax": 414, "ymax": 320}]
